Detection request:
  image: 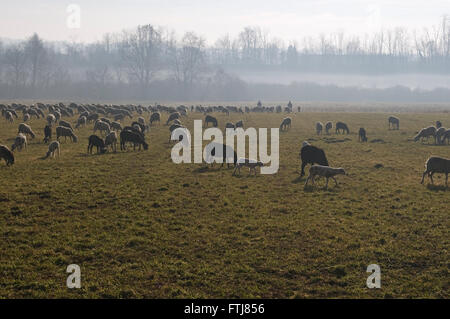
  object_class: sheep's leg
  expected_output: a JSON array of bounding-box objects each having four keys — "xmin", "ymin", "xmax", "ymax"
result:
[
  {"xmin": 430, "ymin": 172, "xmax": 435, "ymax": 184},
  {"xmin": 325, "ymin": 178, "xmax": 329, "ymax": 189},
  {"xmin": 333, "ymin": 176, "xmax": 338, "ymax": 186},
  {"xmin": 445, "ymin": 173, "xmax": 448, "ymax": 187},
  {"xmin": 300, "ymin": 162, "xmax": 307, "ymax": 177},
  {"xmin": 421, "ymin": 170, "xmax": 428, "ymax": 184}
]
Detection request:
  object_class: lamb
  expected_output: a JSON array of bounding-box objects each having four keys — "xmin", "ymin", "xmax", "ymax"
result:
[
  {"xmin": 305, "ymin": 165, "xmax": 346, "ymax": 189},
  {"xmin": 75, "ymin": 116, "xmax": 87, "ymax": 128},
  {"xmin": 336, "ymin": 121, "xmax": 350, "ymax": 134},
  {"xmin": 232, "ymin": 158, "xmax": 264, "ymax": 176},
  {"xmin": 105, "ymin": 131, "xmax": 118, "ymax": 152},
  {"xmin": 11, "ymin": 133, "xmax": 27, "ymax": 151},
  {"xmin": 18, "ymin": 123, "xmax": 36, "ymax": 139},
  {"xmin": 120, "ymin": 130, "xmax": 148, "ymax": 151},
  {"xmin": 43, "ymin": 125, "xmax": 52, "ymax": 143},
  {"xmin": 150, "ymin": 112, "xmax": 161, "ymax": 125},
  {"xmin": 0, "ymin": 145, "xmax": 14, "ymax": 166},
  {"xmin": 280, "ymin": 117, "xmax": 292, "ymax": 131},
  {"xmin": 45, "ymin": 141, "xmax": 60, "ymax": 159},
  {"xmin": 316, "ymin": 122, "xmax": 323, "ymax": 135},
  {"xmin": 300, "ymin": 144, "xmax": 329, "ymax": 177},
  {"xmin": 325, "ymin": 122, "xmax": 332, "ymax": 135},
  {"xmin": 205, "ymin": 115, "xmax": 218, "ymax": 127},
  {"xmin": 93, "ymin": 120, "xmax": 111, "ymax": 136},
  {"xmin": 388, "ymin": 116, "xmax": 400, "ymax": 130},
  {"xmin": 421, "ymin": 156, "xmax": 449, "ymax": 187},
  {"xmin": 414, "ymin": 126, "xmax": 437, "ymax": 144},
  {"xmin": 56, "ymin": 126, "xmax": 78, "ymax": 142},
  {"xmin": 87, "ymin": 135, "xmax": 107, "ymax": 154},
  {"xmin": 358, "ymin": 127, "xmax": 368, "ymax": 142}
]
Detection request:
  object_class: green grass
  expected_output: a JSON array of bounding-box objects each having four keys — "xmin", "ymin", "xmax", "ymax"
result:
[{"xmin": 0, "ymin": 107, "xmax": 449, "ymax": 298}]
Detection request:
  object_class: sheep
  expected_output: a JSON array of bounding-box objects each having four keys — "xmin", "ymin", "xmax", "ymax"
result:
[
  {"xmin": 435, "ymin": 127, "xmax": 446, "ymax": 144},
  {"xmin": 45, "ymin": 141, "xmax": 60, "ymax": 159},
  {"xmin": 316, "ymin": 122, "xmax": 323, "ymax": 135},
  {"xmin": 11, "ymin": 133, "xmax": 27, "ymax": 152},
  {"xmin": 47, "ymin": 114, "xmax": 56, "ymax": 126},
  {"xmin": 173, "ymin": 119, "xmax": 182, "ymax": 125},
  {"xmin": 105, "ymin": 131, "xmax": 118, "ymax": 152},
  {"xmin": 414, "ymin": 126, "xmax": 437, "ymax": 144},
  {"xmin": 388, "ymin": 116, "xmax": 400, "ymax": 130},
  {"xmin": 23, "ymin": 113, "xmax": 30, "ymax": 122},
  {"xmin": 120, "ymin": 130, "xmax": 148, "ymax": 151},
  {"xmin": 52, "ymin": 111, "xmax": 61, "ymax": 122},
  {"xmin": 441, "ymin": 129, "xmax": 450, "ymax": 145},
  {"xmin": 204, "ymin": 142, "xmax": 237, "ymax": 168},
  {"xmin": 93, "ymin": 120, "xmax": 111, "ymax": 136},
  {"xmin": 100, "ymin": 117, "xmax": 111, "ymax": 126},
  {"xmin": 131, "ymin": 121, "xmax": 146, "ymax": 134},
  {"xmin": 87, "ymin": 113, "xmax": 99, "ymax": 123},
  {"xmin": 305, "ymin": 165, "xmax": 346, "ymax": 189},
  {"xmin": 336, "ymin": 121, "xmax": 350, "ymax": 134},
  {"xmin": 169, "ymin": 124, "xmax": 185, "ymax": 142},
  {"xmin": 59, "ymin": 120, "xmax": 74, "ymax": 131},
  {"xmin": 358, "ymin": 127, "xmax": 368, "ymax": 142},
  {"xmin": 87, "ymin": 135, "xmax": 107, "ymax": 154},
  {"xmin": 436, "ymin": 121, "xmax": 442, "ymax": 129},
  {"xmin": 235, "ymin": 120, "xmax": 244, "ymax": 128},
  {"xmin": 150, "ymin": 112, "xmax": 161, "ymax": 125},
  {"xmin": 421, "ymin": 156, "xmax": 449, "ymax": 187},
  {"xmin": 205, "ymin": 115, "xmax": 218, "ymax": 127},
  {"xmin": 0, "ymin": 145, "xmax": 14, "ymax": 166},
  {"xmin": 5, "ymin": 111, "xmax": 14, "ymax": 123},
  {"xmin": 109, "ymin": 120, "xmax": 122, "ymax": 132},
  {"xmin": 300, "ymin": 144, "xmax": 329, "ymax": 177},
  {"xmin": 225, "ymin": 122, "xmax": 235, "ymax": 129},
  {"xmin": 325, "ymin": 122, "xmax": 332, "ymax": 135},
  {"xmin": 166, "ymin": 112, "xmax": 181, "ymax": 125},
  {"xmin": 43, "ymin": 125, "xmax": 52, "ymax": 143},
  {"xmin": 75, "ymin": 116, "xmax": 87, "ymax": 128},
  {"xmin": 56, "ymin": 126, "xmax": 78, "ymax": 142},
  {"xmin": 18, "ymin": 123, "xmax": 36, "ymax": 139},
  {"xmin": 280, "ymin": 117, "xmax": 292, "ymax": 131},
  {"xmin": 232, "ymin": 158, "xmax": 264, "ymax": 176}
]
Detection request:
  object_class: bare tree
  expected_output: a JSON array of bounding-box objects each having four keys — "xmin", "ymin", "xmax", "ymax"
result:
[
  {"xmin": 4, "ymin": 43, "xmax": 28, "ymax": 91},
  {"xmin": 26, "ymin": 33, "xmax": 47, "ymax": 90}
]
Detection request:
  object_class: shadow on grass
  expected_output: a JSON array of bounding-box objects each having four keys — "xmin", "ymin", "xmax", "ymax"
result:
[
  {"xmin": 426, "ymin": 184, "xmax": 448, "ymax": 191},
  {"xmin": 291, "ymin": 175, "xmax": 304, "ymax": 184},
  {"xmin": 192, "ymin": 165, "xmax": 234, "ymax": 174}
]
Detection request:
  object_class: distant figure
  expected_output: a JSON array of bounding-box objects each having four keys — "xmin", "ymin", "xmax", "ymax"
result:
[
  {"xmin": 358, "ymin": 128, "xmax": 368, "ymax": 142},
  {"xmin": 388, "ymin": 116, "xmax": 400, "ymax": 130}
]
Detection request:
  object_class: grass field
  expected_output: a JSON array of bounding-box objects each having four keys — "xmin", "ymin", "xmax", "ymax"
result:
[{"xmin": 0, "ymin": 105, "xmax": 449, "ymax": 298}]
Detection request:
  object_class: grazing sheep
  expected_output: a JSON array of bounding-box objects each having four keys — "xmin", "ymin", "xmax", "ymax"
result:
[
  {"xmin": 388, "ymin": 116, "xmax": 400, "ymax": 130},
  {"xmin": 335, "ymin": 121, "xmax": 350, "ymax": 134},
  {"xmin": 45, "ymin": 141, "xmax": 60, "ymax": 159},
  {"xmin": 18, "ymin": 123, "xmax": 36, "ymax": 139},
  {"xmin": 150, "ymin": 112, "xmax": 161, "ymax": 125},
  {"xmin": 436, "ymin": 121, "xmax": 442, "ymax": 129},
  {"xmin": 59, "ymin": 120, "xmax": 74, "ymax": 131},
  {"xmin": 5, "ymin": 111, "xmax": 14, "ymax": 123},
  {"xmin": 105, "ymin": 131, "xmax": 118, "ymax": 152},
  {"xmin": 110, "ymin": 121, "xmax": 122, "ymax": 132},
  {"xmin": 441, "ymin": 129, "xmax": 450, "ymax": 145},
  {"xmin": 280, "ymin": 117, "xmax": 292, "ymax": 131},
  {"xmin": 87, "ymin": 113, "xmax": 99, "ymax": 123},
  {"xmin": 414, "ymin": 126, "xmax": 437, "ymax": 144},
  {"xmin": 166, "ymin": 112, "xmax": 181, "ymax": 125},
  {"xmin": 43, "ymin": 125, "xmax": 52, "ymax": 143},
  {"xmin": 435, "ymin": 127, "xmax": 446, "ymax": 144},
  {"xmin": 114, "ymin": 113, "xmax": 125, "ymax": 122},
  {"xmin": 232, "ymin": 158, "xmax": 263, "ymax": 176},
  {"xmin": 56, "ymin": 126, "xmax": 78, "ymax": 142},
  {"xmin": 305, "ymin": 165, "xmax": 346, "ymax": 189},
  {"xmin": 205, "ymin": 115, "xmax": 218, "ymax": 127},
  {"xmin": 325, "ymin": 122, "xmax": 332, "ymax": 135},
  {"xmin": 23, "ymin": 113, "xmax": 30, "ymax": 122},
  {"xmin": 300, "ymin": 144, "xmax": 329, "ymax": 177},
  {"xmin": 120, "ymin": 130, "xmax": 148, "ymax": 151},
  {"xmin": 316, "ymin": 122, "xmax": 323, "ymax": 135},
  {"xmin": 421, "ymin": 156, "xmax": 449, "ymax": 187},
  {"xmin": 52, "ymin": 111, "xmax": 61, "ymax": 122},
  {"xmin": 87, "ymin": 135, "xmax": 107, "ymax": 154},
  {"xmin": 75, "ymin": 116, "xmax": 87, "ymax": 128},
  {"xmin": 358, "ymin": 128, "xmax": 368, "ymax": 142},
  {"xmin": 131, "ymin": 121, "xmax": 146, "ymax": 134},
  {"xmin": 93, "ymin": 120, "xmax": 111, "ymax": 136},
  {"xmin": 204, "ymin": 142, "xmax": 237, "ymax": 168},
  {"xmin": 11, "ymin": 133, "xmax": 27, "ymax": 152},
  {"xmin": 173, "ymin": 119, "xmax": 182, "ymax": 125},
  {"xmin": 0, "ymin": 145, "xmax": 14, "ymax": 166},
  {"xmin": 47, "ymin": 114, "xmax": 56, "ymax": 126},
  {"xmin": 100, "ymin": 117, "xmax": 111, "ymax": 126}
]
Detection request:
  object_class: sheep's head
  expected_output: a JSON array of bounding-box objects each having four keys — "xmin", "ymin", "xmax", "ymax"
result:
[{"xmin": 72, "ymin": 135, "xmax": 78, "ymax": 143}]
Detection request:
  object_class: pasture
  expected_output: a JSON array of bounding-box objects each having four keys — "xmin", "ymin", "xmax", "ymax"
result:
[{"xmin": 0, "ymin": 103, "xmax": 449, "ymax": 298}]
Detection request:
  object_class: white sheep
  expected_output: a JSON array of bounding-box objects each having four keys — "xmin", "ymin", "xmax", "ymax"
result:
[
  {"xmin": 93, "ymin": 120, "xmax": 111, "ymax": 136},
  {"xmin": 11, "ymin": 133, "xmax": 27, "ymax": 152},
  {"xmin": 105, "ymin": 131, "xmax": 118, "ymax": 152},
  {"xmin": 305, "ymin": 165, "xmax": 346, "ymax": 189},
  {"xmin": 414, "ymin": 126, "xmax": 437, "ymax": 144}
]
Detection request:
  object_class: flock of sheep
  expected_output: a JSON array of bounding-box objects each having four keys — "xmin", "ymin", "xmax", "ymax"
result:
[{"xmin": 1, "ymin": 102, "xmax": 449, "ymax": 189}]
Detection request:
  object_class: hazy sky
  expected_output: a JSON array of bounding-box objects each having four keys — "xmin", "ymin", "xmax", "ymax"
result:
[{"xmin": 1, "ymin": 0, "xmax": 449, "ymax": 44}]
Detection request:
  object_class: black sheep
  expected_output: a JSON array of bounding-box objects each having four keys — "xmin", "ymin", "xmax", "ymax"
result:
[
  {"xmin": 120, "ymin": 130, "xmax": 148, "ymax": 151},
  {"xmin": 87, "ymin": 135, "xmax": 106, "ymax": 154},
  {"xmin": 43, "ymin": 125, "xmax": 52, "ymax": 143},
  {"xmin": 358, "ymin": 128, "xmax": 368, "ymax": 142},
  {"xmin": 300, "ymin": 145, "xmax": 329, "ymax": 177}
]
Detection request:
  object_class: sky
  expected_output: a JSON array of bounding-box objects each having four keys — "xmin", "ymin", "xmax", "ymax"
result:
[{"xmin": 1, "ymin": 0, "xmax": 449, "ymax": 44}]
